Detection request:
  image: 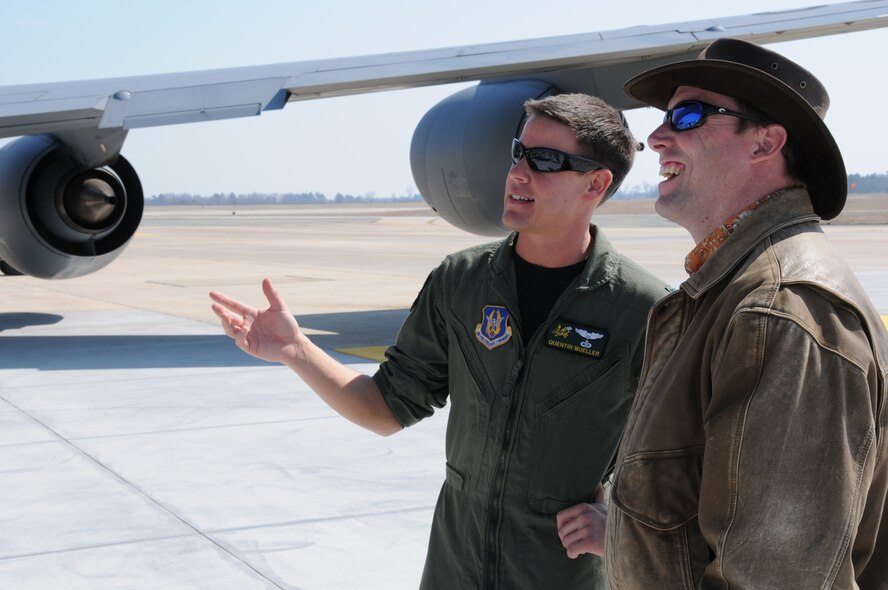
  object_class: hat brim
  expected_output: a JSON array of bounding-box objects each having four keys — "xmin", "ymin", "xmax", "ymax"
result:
[{"xmin": 625, "ymin": 60, "xmax": 846, "ymax": 219}]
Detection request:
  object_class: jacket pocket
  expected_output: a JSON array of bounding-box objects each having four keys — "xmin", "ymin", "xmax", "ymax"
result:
[
  {"xmin": 525, "ymin": 347, "xmax": 629, "ymax": 513},
  {"xmin": 610, "ymin": 447, "xmax": 703, "ymax": 529},
  {"xmin": 608, "ymin": 448, "xmax": 708, "ymax": 589}
]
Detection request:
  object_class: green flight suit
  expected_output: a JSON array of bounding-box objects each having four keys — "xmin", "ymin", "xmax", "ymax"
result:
[{"xmin": 373, "ymin": 227, "xmax": 671, "ymax": 589}]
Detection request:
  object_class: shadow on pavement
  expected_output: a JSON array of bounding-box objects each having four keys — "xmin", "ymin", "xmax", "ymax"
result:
[{"xmin": 0, "ymin": 309, "xmax": 408, "ymax": 370}]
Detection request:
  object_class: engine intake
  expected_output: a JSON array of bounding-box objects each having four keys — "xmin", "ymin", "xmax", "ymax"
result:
[{"xmin": 0, "ymin": 135, "xmax": 143, "ymax": 278}]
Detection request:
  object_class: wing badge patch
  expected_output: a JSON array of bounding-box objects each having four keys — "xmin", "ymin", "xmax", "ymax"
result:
[
  {"xmin": 475, "ymin": 305, "xmax": 513, "ymax": 350},
  {"xmin": 546, "ymin": 320, "xmax": 608, "ymax": 358}
]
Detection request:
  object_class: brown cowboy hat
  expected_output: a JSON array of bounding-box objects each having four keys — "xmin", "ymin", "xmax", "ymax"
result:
[{"xmin": 624, "ymin": 37, "xmax": 846, "ymax": 220}]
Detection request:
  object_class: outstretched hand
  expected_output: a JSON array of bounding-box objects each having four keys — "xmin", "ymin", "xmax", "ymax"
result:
[
  {"xmin": 556, "ymin": 484, "xmax": 607, "ymax": 559},
  {"xmin": 209, "ymin": 278, "xmax": 303, "ymax": 365}
]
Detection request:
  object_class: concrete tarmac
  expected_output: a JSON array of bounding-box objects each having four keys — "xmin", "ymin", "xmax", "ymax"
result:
[{"xmin": 1, "ymin": 202, "xmax": 886, "ymax": 589}]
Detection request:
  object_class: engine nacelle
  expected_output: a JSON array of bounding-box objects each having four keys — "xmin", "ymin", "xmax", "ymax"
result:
[
  {"xmin": 410, "ymin": 80, "xmax": 556, "ymax": 236},
  {"xmin": 0, "ymin": 135, "xmax": 143, "ymax": 278}
]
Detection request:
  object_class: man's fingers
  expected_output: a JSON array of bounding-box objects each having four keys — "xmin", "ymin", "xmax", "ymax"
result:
[
  {"xmin": 210, "ymin": 302, "xmax": 229, "ymax": 322},
  {"xmin": 556, "ymin": 503, "xmax": 583, "ymax": 529},
  {"xmin": 209, "ymin": 290, "xmax": 253, "ymax": 317},
  {"xmin": 211, "ymin": 303, "xmax": 244, "ymax": 337},
  {"xmin": 560, "ymin": 527, "xmax": 592, "ymax": 559},
  {"xmin": 261, "ymin": 278, "xmax": 288, "ymax": 311},
  {"xmin": 556, "ymin": 501, "xmax": 608, "ymax": 559},
  {"xmin": 561, "ymin": 524, "xmax": 605, "ymax": 558}
]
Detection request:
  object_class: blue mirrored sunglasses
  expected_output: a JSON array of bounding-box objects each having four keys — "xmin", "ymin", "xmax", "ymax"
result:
[
  {"xmin": 510, "ymin": 138, "xmax": 605, "ymax": 173},
  {"xmin": 664, "ymin": 100, "xmax": 759, "ymax": 132}
]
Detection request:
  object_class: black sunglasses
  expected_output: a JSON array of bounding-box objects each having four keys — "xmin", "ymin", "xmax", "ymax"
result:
[
  {"xmin": 510, "ymin": 138, "xmax": 605, "ymax": 173},
  {"xmin": 664, "ymin": 100, "xmax": 759, "ymax": 132}
]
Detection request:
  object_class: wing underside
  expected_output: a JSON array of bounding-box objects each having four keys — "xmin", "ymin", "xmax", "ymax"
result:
[{"xmin": 1, "ymin": 0, "xmax": 887, "ymax": 148}]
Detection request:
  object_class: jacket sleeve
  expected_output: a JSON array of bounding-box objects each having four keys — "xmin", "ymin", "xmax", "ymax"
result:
[
  {"xmin": 698, "ymin": 298, "xmax": 880, "ymax": 587},
  {"xmin": 372, "ymin": 268, "xmax": 451, "ymax": 427}
]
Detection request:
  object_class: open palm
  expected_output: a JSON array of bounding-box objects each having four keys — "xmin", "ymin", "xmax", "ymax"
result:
[{"xmin": 210, "ymin": 278, "xmax": 303, "ymax": 364}]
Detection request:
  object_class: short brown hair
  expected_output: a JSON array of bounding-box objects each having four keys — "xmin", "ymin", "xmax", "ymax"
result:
[{"xmin": 524, "ymin": 93, "xmax": 639, "ymax": 199}]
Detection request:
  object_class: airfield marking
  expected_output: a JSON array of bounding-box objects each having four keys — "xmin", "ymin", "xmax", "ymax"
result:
[{"xmin": 335, "ymin": 346, "xmax": 388, "ymax": 362}]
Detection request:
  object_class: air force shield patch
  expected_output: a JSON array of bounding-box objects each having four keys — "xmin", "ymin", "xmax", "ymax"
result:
[{"xmin": 475, "ymin": 305, "xmax": 513, "ymax": 350}]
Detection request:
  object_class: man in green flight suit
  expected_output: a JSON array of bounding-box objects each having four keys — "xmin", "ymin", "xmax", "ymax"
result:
[{"xmin": 210, "ymin": 93, "xmax": 671, "ymax": 589}]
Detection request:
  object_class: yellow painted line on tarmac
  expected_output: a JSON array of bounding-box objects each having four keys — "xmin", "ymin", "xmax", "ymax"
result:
[{"xmin": 335, "ymin": 346, "xmax": 388, "ymax": 362}]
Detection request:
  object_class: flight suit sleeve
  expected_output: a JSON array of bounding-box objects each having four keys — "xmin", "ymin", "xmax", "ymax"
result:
[
  {"xmin": 697, "ymin": 300, "xmax": 880, "ymax": 587},
  {"xmin": 373, "ymin": 268, "xmax": 451, "ymax": 427}
]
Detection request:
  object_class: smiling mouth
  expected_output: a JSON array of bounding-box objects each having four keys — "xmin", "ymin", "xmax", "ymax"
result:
[
  {"xmin": 509, "ymin": 194, "xmax": 534, "ymax": 202},
  {"xmin": 660, "ymin": 164, "xmax": 683, "ymax": 179}
]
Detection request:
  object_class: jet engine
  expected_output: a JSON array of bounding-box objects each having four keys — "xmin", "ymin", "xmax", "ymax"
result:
[
  {"xmin": 0, "ymin": 135, "xmax": 143, "ymax": 278},
  {"xmin": 411, "ymin": 80, "xmax": 556, "ymax": 236}
]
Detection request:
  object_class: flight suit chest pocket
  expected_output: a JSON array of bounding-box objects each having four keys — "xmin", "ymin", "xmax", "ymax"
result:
[
  {"xmin": 525, "ymin": 347, "xmax": 629, "ymax": 511},
  {"xmin": 446, "ymin": 301, "xmax": 524, "ymax": 403},
  {"xmin": 443, "ymin": 309, "xmax": 509, "ymax": 490}
]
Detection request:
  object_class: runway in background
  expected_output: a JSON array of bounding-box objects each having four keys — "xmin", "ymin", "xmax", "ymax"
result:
[{"xmin": 1, "ymin": 201, "xmax": 886, "ymax": 589}]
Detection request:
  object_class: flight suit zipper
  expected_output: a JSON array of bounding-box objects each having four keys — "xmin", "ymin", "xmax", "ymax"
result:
[
  {"xmin": 481, "ymin": 286, "xmax": 581, "ymax": 588},
  {"xmin": 481, "ymin": 346, "xmax": 525, "ymax": 589}
]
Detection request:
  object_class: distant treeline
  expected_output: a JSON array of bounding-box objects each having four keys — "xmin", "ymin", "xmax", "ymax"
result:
[
  {"xmin": 613, "ymin": 184, "xmax": 659, "ymax": 200},
  {"xmin": 148, "ymin": 192, "xmax": 424, "ymax": 205},
  {"xmin": 848, "ymin": 172, "xmax": 888, "ymax": 194},
  {"xmin": 613, "ymin": 172, "xmax": 888, "ymax": 200},
  {"xmin": 148, "ymin": 172, "xmax": 887, "ymax": 205},
  {"xmin": 149, "ymin": 186, "xmax": 659, "ymax": 205}
]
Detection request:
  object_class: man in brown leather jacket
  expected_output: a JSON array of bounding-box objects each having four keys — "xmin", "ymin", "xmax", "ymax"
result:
[{"xmin": 603, "ymin": 38, "xmax": 888, "ymax": 588}]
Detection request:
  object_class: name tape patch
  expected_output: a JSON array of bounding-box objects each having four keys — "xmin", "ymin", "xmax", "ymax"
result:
[{"xmin": 545, "ymin": 320, "xmax": 608, "ymax": 358}]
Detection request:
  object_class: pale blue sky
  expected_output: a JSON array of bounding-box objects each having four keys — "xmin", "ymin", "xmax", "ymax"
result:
[{"xmin": 1, "ymin": 0, "xmax": 885, "ymax": 198}]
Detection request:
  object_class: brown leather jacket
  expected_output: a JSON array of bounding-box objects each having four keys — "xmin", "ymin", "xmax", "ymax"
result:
[{"xmin": 606, "ymin": 188, "xmax": 888, "ymax": 589}]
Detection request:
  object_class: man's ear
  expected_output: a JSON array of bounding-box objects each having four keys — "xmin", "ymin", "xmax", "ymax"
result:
[
  {"xmin": 751, "ymin": 124, "xmax": 788, "ymax": 162},
  {"xmin": 586, "ymin": 168, "xmax": 614, "ymax": 200}
]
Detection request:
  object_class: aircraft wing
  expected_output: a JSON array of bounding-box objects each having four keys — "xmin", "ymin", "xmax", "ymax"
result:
[
  {"xmin": 3, "ymin": 1, "xmax": 888, "ymax": 147},
  {"xmin": 0, "ymin": 0, "xmax": 887, "ymax": 278}
]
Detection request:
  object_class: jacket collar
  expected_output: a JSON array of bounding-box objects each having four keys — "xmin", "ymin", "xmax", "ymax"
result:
[
  {"xmin": 490, "ymin": 225, "xmax": 618, "ymax": 291},
  {"xmin": 682, "ymin": 186, "xmax": 821, "ymax": 299}
]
